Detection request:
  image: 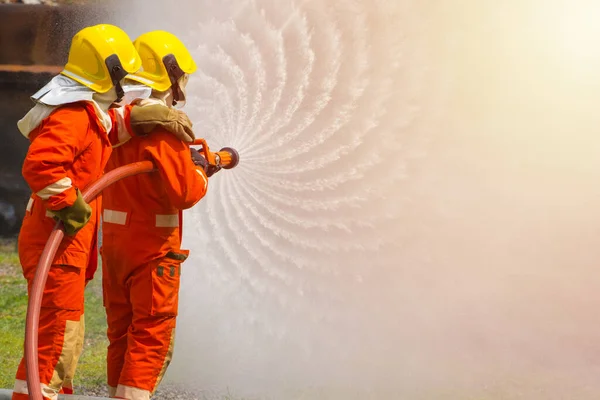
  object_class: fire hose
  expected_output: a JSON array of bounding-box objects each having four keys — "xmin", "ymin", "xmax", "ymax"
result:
[
  {"xmin": 24, "ymin": 140, "xmax": 239, "ymax": 400},
  {"xmin": 24, "ymin": 160, "xmax": 155, "ymax": 400}
]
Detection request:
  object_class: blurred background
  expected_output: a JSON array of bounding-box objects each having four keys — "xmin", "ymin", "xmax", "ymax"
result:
[{"xmin": 0, "ymin": 0, "xmax": 111, "ymax": 236}]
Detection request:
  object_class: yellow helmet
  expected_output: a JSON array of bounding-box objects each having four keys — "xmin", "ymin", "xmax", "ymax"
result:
[
  {"xmin": 61, "ymin": 24, "xmax": 141, "ymax": 95},
  {"xmin": 127, "ymin": 30, "xmax": 197, "ymax": 96}
]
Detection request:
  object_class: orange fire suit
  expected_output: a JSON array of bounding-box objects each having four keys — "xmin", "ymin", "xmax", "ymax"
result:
[
  {"xmin": 101, "ymin": 129, "xmax": 208, "ymax": 400},
  {"xmin": 13, "ymin": 102, "xmax": 132, "ymax": 400}
]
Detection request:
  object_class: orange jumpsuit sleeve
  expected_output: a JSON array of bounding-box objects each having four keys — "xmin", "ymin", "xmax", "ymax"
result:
[
  {"xmin": 22, "ymin": 106, "xmax": 88, "ymax": 211},
  {"xmin": 107, "ymin": 105, "xmax": 134, "ymax": 147},
  {"xmin": 144, "ymin": 132, "xmax": 209, "ymax": 210}
]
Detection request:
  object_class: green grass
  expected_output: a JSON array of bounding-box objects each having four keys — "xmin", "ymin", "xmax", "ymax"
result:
[
  {"xmin": 0, "ymin": 239, "xmax": 108, "ymax": 392},
  {"xmin": 0, "ymin": 252, "xmax": 19, "ymax": 267},
  {"xmin": 76, "ymin": 276, "xmax": 109, "ymax": 390},
  {"xmin": 0, "ymin": 266, "xmax": 28, "ymax": 388},
  {"xmin": 0, "ymin": 240, "xmax": 238, "ymax": 398}
]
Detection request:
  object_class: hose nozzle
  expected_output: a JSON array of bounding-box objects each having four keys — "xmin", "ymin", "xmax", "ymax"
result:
[
  {"xmin": 214, "ymin": 147, "xmax": 240, "ymax": 169},
  {"xmin": 192, "ymin": 139, "xmax": 240, "ymax": 171}
]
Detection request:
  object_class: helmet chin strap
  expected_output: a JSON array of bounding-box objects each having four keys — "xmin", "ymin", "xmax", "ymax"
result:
[
  {"xmin": 162, "ymin": 54, "xmax": 186, "ymax": 107},
  {"xmin": 170, "ymin": 81, "xmax": 186, "ymax": 107},
  {"xmin": 114, "ymin": 82, "xmax": 125, "ymax": 104},
  {"xmin": 105, "ymin": 54, "xmax": 128, "ymax": 103}
]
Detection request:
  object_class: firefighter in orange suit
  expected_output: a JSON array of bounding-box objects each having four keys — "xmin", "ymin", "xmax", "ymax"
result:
[
  {"xmin": 12, "ymin": 24, "xmax": 197, "ymax": 400},
  {"xmin": 101, "ymin": 31, "xmax": 209, "ymax": 400}
]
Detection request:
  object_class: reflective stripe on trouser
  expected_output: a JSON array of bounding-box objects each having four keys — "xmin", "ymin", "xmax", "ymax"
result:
[
  {"xmin": 12, "ymin": 380, "xmax": 68, "ymax": 400},
  {"xmin": 103, "ymin": 209, "xmax": 179, "ymax": 228},
  {"xmin": 104, "ymin": 253, "xmax": 183, "ymax": 397},
  {"xmin": 114, "ymin": 384, "xmax": 151, "ymax": 400},
  {"xmin": 109, "ymin": 321, "xmax": 175, "ymax": 400},
  {"xmin": 13, "ymin": 264, "xmax": 86, "ymax": 400}
]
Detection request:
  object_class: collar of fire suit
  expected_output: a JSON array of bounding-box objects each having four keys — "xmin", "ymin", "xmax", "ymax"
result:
[
  {"xmin": 17, "ymin": 80, "xmax": 152, "ymax": 139},
  {"xmin": 17, "ymin": 100, "xmax": 113, "ymax": 139},
  {"xmin": 18, "ymin": 75, "xmax": 116, "ymax": 137},
  {"xmin": 17, "ymin": 99, "xmax": 114, "ymax": 138}
]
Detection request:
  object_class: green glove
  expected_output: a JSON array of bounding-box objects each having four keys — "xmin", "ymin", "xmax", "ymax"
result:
[
  {"xmin": 53, "ymin": 189, "xmax": 92, "ymax": 236},
  {"xmin": 129, "ymin": 104, "xmax": 196, "ymax": 143}
]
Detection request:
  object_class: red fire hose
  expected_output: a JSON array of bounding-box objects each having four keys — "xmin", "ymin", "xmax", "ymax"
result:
[{"xmin": 25, "ymin": 161, "xmax": 155, "ymax": 400}]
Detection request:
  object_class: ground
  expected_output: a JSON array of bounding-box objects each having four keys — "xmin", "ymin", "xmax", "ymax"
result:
[
  {"xmin": 0, "ymin": 238, "xmax": 228, "ymax": 399},
  {"xmin": 0, "ymin": 237, "xmax": 108, "ymax": 392}
]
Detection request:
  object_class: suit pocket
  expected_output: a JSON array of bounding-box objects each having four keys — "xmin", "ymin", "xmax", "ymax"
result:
[{"xmin": 150, "ymin": 250, "xmax": 188, "ymax": 316}]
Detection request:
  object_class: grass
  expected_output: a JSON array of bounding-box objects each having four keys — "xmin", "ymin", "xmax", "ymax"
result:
[
  {"xmin": 0, "ymin": 239, "xmax": 239, "ymax": 399},
  {"xmin": 77, "ymin": 277, "xmax": 109, "ymax": 390},
  {"xmin": 0, "ymin": 238, "xmax": 108, "ymax": 392}
]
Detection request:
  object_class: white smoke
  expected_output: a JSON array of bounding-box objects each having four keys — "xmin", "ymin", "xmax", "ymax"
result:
[{"xmin": 115, "ymin": 0, "xmax": 600, "ymax": 398}]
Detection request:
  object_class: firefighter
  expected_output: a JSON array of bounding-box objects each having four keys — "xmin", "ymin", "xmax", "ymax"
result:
[
  {"xmin": 12, "ymin": 24, "xmax": 196, "ymax": 400},
  {"xmin": 100, "ymin": 31, "xmax": 209, "ymax": 400}
]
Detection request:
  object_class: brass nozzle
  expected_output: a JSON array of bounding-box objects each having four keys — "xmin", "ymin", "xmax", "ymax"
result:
[{"xmin": 214, "ymin": 147, "xmax": 240, "ymax": 169}]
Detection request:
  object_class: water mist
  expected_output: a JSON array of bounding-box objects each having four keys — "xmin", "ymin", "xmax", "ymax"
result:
[{"xmin": 114, "ymin": 1, "xmax": 600, "ymax": 398}]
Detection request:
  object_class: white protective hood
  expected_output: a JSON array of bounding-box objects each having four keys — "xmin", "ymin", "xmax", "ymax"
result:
[{"xmin": 17, "ymin": 75, "xmax": 151, "ymax": 138}]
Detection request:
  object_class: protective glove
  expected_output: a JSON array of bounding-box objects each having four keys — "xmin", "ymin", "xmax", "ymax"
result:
[
  {"xmin": 190, "ymin": 148, "xmax": 222, "ymax": 177},
  {"xmin": 52, "ymin": 189, "xmax": 92, "ymax": 236},
  {"xmin": 129, "ymin": 104, "xmax": 196, "ymax": 143},
  {"xmin": 190, "ymin": 148, "xmax": 208, "ymax": 172}
]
